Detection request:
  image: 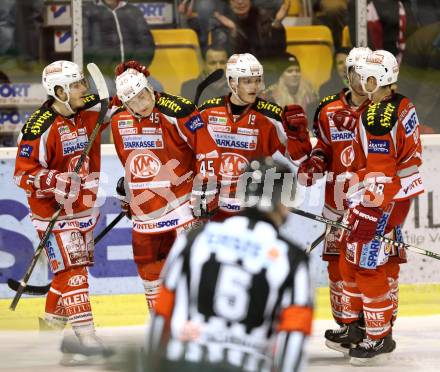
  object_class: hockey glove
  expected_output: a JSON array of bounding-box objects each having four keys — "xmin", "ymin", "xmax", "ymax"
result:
[
  {"xmin": 190, "ymin": 175, "xmax": 219, "ymax": 219},
  {"xmin": 35, "ymin": 170, "xmax": 81, "ymax": 203},
  {"xmin": 297, "ymin": 152, "xmax": 327, "ymax": 187},
  {"xmin": 345, "ymin": 205, "xmax": 382, "ymax": 244},
  {"xmin": 282, "ymin": 104, "xmax": 309, "ymax": 142},
  {"xmin": 116, "ymin": 177, "xmax": 131, "ymax": 219},
  {"xmin": 115, "ymin": 60, "xmax": 150, "ymax": 78},
  {"xmin": 332, "ymin": 108, "xmax": 360, "ymax": 132}
]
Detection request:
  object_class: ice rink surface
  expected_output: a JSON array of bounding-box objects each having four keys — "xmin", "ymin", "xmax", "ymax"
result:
[{"xmin": 1, "ymin": 315, "xmax": 439, "ymax": 372}]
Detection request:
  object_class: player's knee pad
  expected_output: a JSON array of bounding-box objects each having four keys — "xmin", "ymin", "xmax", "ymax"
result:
[
  {"xmin": 41, "ymin": 229, "xmax": 94, "ymax": 274},
  {"xmin": 132, "ymin": 231, "xmax": 176, "ymax": 266},
  {"xmin": 137, "ymin": 260, "xmax": 166, "ymax": 282}
]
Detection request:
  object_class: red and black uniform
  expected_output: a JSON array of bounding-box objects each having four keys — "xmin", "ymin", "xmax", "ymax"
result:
[
  {"xmin": 312, "ymin": 89, "xmax": 369, "ymax": 323},
  {"xmin": 14, "ymin": 94, "xmax": 113, "ymax": 331},
  {"xmin": 340, "ymin": 93, "xmax": 423, "ymax": 339},
  {"xmin": 199, "ymin": 95, "xmax": 311, "ymax": 219},
  {"xmin": 111, "ymin": 92, "xmax": 220, "ymax": 309}
]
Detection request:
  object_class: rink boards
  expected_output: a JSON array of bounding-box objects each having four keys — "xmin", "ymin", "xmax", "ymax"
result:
[{"xmin": 1, "ymin": 136, "xmax": 440, "ymax": 300}]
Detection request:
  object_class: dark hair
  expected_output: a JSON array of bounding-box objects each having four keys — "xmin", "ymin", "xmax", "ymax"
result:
[
  {"xmin": 335, "ymin": 47, "xmax": 351, "ymax": 57},
  {"xmin": 204, "ymin": 44, "xmax": 228, "ymax": 60}
]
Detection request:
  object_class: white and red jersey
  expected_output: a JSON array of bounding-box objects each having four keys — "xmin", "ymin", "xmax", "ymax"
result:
[
  {"xmin": 348, "ymin": 93, "xmax": 423, "ymax": 209},
  {"xmin": 14, "ymin": 94, "xmax": 114, "ymax": 232},
  {"xmin": 111, "ymin": 92, "xmax": 220, "ymax": 234},
  {"xmin": 199, "ymin": 95, "xmax": 311, "ymax": 213},
  {"xmin": 313, "ymin": 89, "xmax": 370, "ymax": 214}
]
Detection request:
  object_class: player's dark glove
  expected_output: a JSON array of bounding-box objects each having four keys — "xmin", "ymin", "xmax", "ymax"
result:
[{"xmin": 116, "ymin": 177, "xmax": 131, "ymax": 219}]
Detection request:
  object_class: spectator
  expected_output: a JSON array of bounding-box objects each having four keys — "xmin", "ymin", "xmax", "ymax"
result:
[
  {"xmin": 211, "ymin": 0, "xmax": 287, "ymax": 59},
  {"xmin": 254, "ymin": 0, "xmax": 290, "ymax": 18},
  {"xmin": 178, "ymin": 0, "xmax": 223, "ymax": 54},
  {"xmin": 14, "ymin": 0, "xmax": 44, "ymax": 65},
  {"xmin": 319, "ymin": 47, "xmax": 350, "ymax": 98},
  {"xmin": 312, "ymin": 0, "xmax": 348, "ymax": 50},
  {"xmin": 83, "ymin": 1, "xmax": 158, "ymax": 83},
  {"xmin": 261, "ymin": 53, "xmax": 318, "ymax": 121},
  {"xmin": 348, "ymin": 0, "xmax": 406, "ymax": 63},
  {"xmin": 0, "ymin": 0, "xmax": 15, "ymax": 55},
  {"xmin": 180, "ymin": 44, "xmax": 229, "ymax": 103}
]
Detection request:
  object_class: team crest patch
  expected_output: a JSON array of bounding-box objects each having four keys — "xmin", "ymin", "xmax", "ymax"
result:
[
  {"xmin": 185, "ymin": 115, "xmax": 204, "ymax": 133},
  {"xmin": 19, "ymin": 144, "xmax": 33, "ymax": 158}
]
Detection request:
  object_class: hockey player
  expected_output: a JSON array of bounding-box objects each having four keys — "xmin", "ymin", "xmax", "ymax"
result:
[
  {"xmin": 111, "ymin": 61, "xmax": 220, "ymax": 311},
  {"xmin": 329, "ymin": 50, "xmax": 424, "ymax": 365},
  {"xmin": 14, "ymin": 60, "xmax": 117, "ymax": 362},
  {"xmin": 146, "ymin": 157, "xmax": 313, "ymax": 372},
  {"xmin": 297, "ymin": 47, "xmax": 371, "ymax": 351},
  {"xmin": 198, "ymin": 53, "xmax": 312, "ymax": 220}
]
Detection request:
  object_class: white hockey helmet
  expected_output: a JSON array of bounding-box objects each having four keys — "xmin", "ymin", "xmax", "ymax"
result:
[
  {"xmin": 226, "ymin": 53, "xmax": 264, "ymax": 103},
  {"xmin": 355, "ymin": 50, "xmax": 399, "ymax": 94},
  {"xmin": 345, "ymin": 47, "xmax": 372, "ymax": 75},
  {"xmin": 42, "ymin": 60, "xmax": 85, "ymax": 97},
  {"xmin": 115, "ymin": 68, "xmax": 154, "ymax": 103}
]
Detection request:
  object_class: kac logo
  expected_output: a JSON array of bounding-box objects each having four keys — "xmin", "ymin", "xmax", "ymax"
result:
[{"xmin": 130, "ymin": 153, "xmax": 161, "ymax": 178}]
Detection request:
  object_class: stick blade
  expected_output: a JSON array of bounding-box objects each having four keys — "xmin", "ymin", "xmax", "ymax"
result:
[
  {"xmin": 194, "ymin": 69, "xmax": 224, "ymax": 105},
  {"xmin": 87, "ymin": 63, "xmax": 109, "ymax": 101},
  {"xmin": 7, "ymin": 278, "xmax": 50, "ymax": 296}
]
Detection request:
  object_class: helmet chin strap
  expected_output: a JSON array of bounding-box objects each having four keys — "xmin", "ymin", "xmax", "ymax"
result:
[
  {"xmin": 53, "ymin": 91, "xmax": 75, "ymax": 115},
  {"xmin": 231, "ymin": 86, "xmax": 249, "ymax": 106},
  {"xmin": 360, "ymin": 80, "xmax": 380, "ymax": 101}
]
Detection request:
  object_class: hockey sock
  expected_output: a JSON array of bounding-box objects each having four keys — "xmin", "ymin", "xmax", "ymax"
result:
[
  {"xmin": 341, "ymin": 282, "xmax": 363, "ymax": 324},
  {"xmin": 362, "ymin": 293, "xmax": 393, "ymax": 339},
  {"xmin": 137, "ymin": 261, "xmax": 166, "ymax": 311},
  {"xmin": 57, "ymin": 267, "xmax": 95, "ymax": 336}
]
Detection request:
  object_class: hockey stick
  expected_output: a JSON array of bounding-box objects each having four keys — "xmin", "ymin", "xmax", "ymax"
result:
[
  {"xmin": 291, "ymin": 207, "xmax": 440, "ymax": 261},
  {"xmin": 194, "ymin": 68, "xmax": 224, "ymax": 105},
  {"xmin": 7, "ymin": 212, "xmax": 126, "ymax": 296},
  {"xmin": 305, "ymin": 231, "xmax": 326, "ymax": 255},
  {"xmin": 8, "ymin": 63, "xmax": 109, "ymax": 310}
]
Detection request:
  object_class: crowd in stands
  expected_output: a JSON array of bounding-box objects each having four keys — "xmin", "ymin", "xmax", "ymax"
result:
[{"xmin": 0, "ymin": 0, "xmax": 439, "ymax": 146}]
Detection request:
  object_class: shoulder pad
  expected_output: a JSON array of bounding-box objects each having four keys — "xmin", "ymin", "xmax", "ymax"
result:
[
  {"xmin": 156, "ymin": 92, "xmax": 196, "ymax": 118},
  {"xmin": 313, "ymin": 93, "xmax": 340, "ymax": 122},
  {"xmin": 111, "ymin": 105, "xmax": 126, "ymax": 117},
  {"xmin": 198, "ymin": 96, "xmax": 226, "ymax": 111},
  {"xmin": 253, "ymin": 98, "xmax": 283, "ymax": 121},
  {"xmin": 80, "ymin": 94, "xmax": 101, "ymax": 110},
  {"xmin": 361, "ymin": 94, "xmax": 405, "ymax": 136},
  {"xmin": 21, "ymin": 106, "xmax": 57, "ymax": 140}
]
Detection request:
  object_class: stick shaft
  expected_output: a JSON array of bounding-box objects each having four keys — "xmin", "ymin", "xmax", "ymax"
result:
[{"xmin": 291, "ymin": 207, "xmax": 440, "ymax": 261}]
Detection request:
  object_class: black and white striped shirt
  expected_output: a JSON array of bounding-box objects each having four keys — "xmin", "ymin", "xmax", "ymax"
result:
[{"xmin": 147, "ymin": 211, "xmax": 313, "ymax": 372}]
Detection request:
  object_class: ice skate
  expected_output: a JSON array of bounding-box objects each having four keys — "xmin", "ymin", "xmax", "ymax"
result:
[
  {"xmin": 60, "ymin": 334, "xmax": 114, "ymax": 366},
  {"xmin": 324, "ymin": 321, "xmax": 365, "ymax": 356},
  {"xmin": 349, "ymin": 333, "xmax": 396, "ymax": 366}
]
